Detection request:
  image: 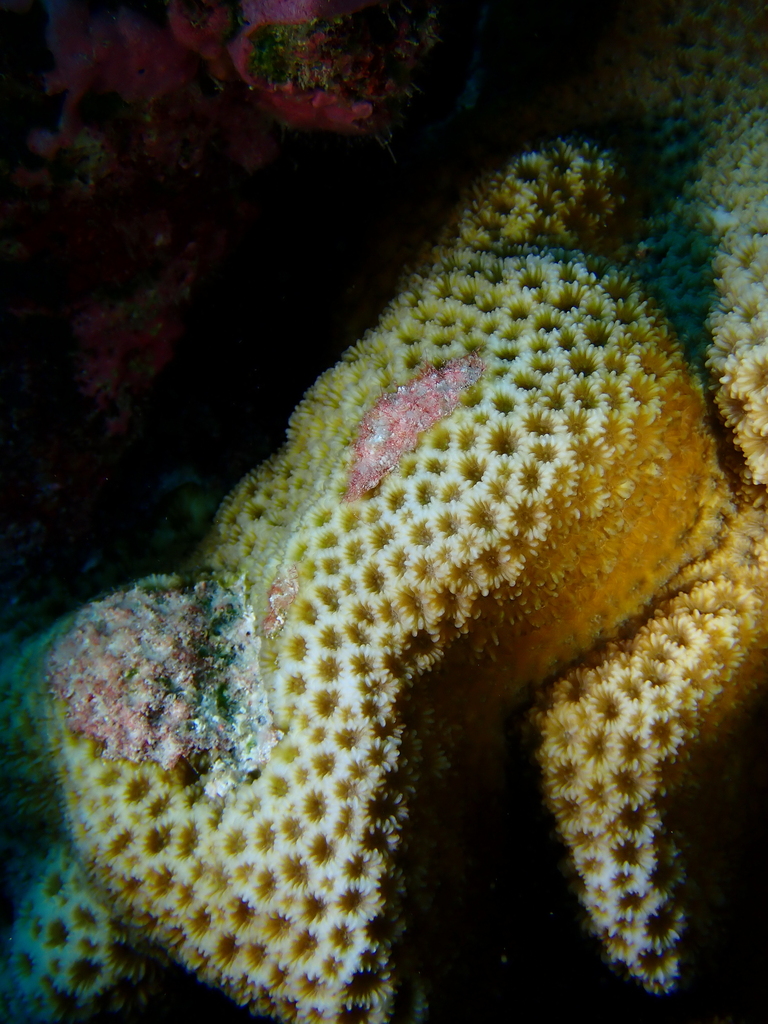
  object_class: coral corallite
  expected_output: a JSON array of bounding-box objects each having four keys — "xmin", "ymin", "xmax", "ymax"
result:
[{"xmin": 0, "ymin": 136, "xmax": 742, "ymax": 1024}]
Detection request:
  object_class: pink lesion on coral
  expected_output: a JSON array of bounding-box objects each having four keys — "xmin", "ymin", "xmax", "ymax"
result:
[
  {"xmin": 262, "ymin": 565, "xmax": 300, "ymax": 636},
  {"xmin": 344, "ymin": 353, "xmax": 485, "ymax": 502}
]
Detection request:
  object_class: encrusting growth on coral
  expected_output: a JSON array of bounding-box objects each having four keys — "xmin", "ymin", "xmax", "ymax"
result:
[{"xmin": 47, "ymin": 580, "xmax": 280, "ymax": 795}]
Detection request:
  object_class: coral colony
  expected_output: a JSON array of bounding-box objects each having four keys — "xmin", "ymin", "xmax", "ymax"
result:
[
  {"xmin": 7, "ymin": 2, "xmax": 768, "ymax": 1024},
  {"xmin": 0, "ymin": 134, "xmax": 739, "ymax": 1020}
]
